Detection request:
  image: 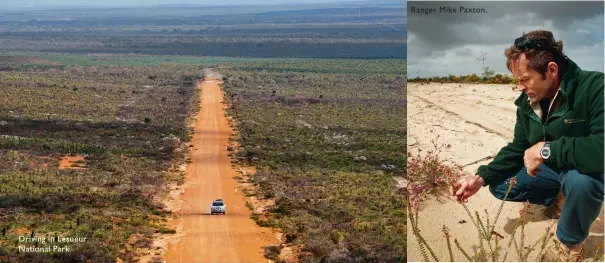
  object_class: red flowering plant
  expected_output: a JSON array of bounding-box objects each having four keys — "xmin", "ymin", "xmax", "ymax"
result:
[
  {"xmin": 406, "ymin": 135, "xmax": 470, "ymax": 214},
  {"xmin": 406, "ymin": 135, "xmax": 472, "ymax": 261}
]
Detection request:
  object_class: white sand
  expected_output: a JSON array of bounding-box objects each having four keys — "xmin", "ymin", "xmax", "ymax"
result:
[{"xmin": 407, "ymin": 83, "xmax": 604, "ymax": 262}]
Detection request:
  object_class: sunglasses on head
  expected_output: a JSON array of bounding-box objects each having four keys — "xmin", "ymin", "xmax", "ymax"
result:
[{"xmin": 514, "ymin": 34, "xmax": 558, "ymax": 54}]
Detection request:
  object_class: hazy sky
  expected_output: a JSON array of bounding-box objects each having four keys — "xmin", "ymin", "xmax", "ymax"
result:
[
  {"xmin": 407, "ymin": 1, "xmax": 604, "ymax": 78},
  {"xmin": 0, "ymin": 0, "xmax": 358, "ymax": 8}
]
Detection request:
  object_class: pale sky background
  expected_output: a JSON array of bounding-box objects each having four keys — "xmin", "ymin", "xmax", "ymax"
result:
[
  {"xmin": 0, "ymin": 0, "xmax": 368, "ymax": 8},
  {"xmin": 408, "ymin": 1, "xmax": 604, "ymax": 78}
]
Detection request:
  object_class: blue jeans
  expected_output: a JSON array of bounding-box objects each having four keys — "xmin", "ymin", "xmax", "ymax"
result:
[{"xmin": 488, "ymin": 164, "xmax": 604, "ymax": 246}]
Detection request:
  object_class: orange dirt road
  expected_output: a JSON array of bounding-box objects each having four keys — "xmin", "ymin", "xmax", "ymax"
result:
[{"xmin": 163, "ymin": 74, "xmax": 277, "ymax": 263}]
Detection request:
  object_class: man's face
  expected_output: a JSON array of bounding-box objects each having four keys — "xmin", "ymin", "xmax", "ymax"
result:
[{"xmin": 512, "ymin": 53, "xmax": 555, "ymax": 104}]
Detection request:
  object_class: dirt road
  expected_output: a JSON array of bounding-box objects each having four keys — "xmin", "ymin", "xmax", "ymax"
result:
[
  {"xmin": 407, "ymin": 83, "xmax": 604, "ymax": 261},
  {"xmin": 163, "ymin": 72, "xmax": 277, "ymax": 263}
]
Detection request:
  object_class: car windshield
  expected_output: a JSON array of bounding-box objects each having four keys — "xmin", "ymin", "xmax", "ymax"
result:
[{"xmin": 212, "ymin": 202, "xmax": 224, "ymax": 206}]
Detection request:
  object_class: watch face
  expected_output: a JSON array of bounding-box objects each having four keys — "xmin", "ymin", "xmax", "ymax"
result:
[{"xmin": 541, "ymin": 148, "xmax": 551, "ymax": 158}]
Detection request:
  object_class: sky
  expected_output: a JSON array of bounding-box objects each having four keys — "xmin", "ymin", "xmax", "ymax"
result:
[
  {"xmin": 0, "ymin": 0, "xmax": 362, "ymax": 8},
  {"xmin": 407, "ymin": 1, "xmax": 604, "ymax": 78}
]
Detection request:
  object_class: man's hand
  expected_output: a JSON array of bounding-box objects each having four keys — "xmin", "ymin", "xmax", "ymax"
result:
[
  {"xmin": 449, "ymin": 175, "xmax": 485, "ymax": 203},
  {"xmin": 524, "ymin": 142, "xmax": 545, "ymax": 177}
]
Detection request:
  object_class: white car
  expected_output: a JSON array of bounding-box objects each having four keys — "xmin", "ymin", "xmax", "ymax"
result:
[{"xmin": 210, "ymin": 199, "xmax": 226, "ymax": 215}]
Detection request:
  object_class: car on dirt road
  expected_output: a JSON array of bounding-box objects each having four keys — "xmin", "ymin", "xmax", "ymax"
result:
[{"xmin": 210, "ymin": 199, "xmax": 226, "ymax": 215}]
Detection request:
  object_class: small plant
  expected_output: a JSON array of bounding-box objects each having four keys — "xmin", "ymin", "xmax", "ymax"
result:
[
  {"xmin": 264, "ymin": 245, "xmax": 282, "ymax": 260},
  {"xmin": 157, "ymin": 227, "xmax": 176, "ymax": 234},
  {"xmin": 407, "ymin": 137, "xmax": 563, "ymax": 262},
  {"xmin": 250, "ymin": 213, "xmax": 260, "ymax": 221},
  {"xmin": 406, "ymin": 135, "xmax": 469, "ymax": 213},
  {"xmin": 245, "ymin": 201, "xmax": 254, "ymax": 210}
]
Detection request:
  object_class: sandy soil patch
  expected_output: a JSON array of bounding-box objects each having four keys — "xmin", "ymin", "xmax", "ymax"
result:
[
  {"xmin": 407, "ymin": 83, "xmax": 604, "ymax": 261},
  {"xmin": 58, "ymin": 155, "xmax": 87, "ymax": 170}
]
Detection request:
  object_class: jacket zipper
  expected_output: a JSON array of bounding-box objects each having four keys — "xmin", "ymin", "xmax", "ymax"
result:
[
  {"xmin": 527, "ymin": 111, "xmax": 547, "ymax": 141},
  {"xmin": 543, "ymin": 91, "xmax": 556, "ymax": 141},
  {"xmin": 542, "ymin": 92, "xmax": 569, "ymax": 141},
  {"xmin": 523, "ymin": 88, "xmax": 569, "ymax": 141}
]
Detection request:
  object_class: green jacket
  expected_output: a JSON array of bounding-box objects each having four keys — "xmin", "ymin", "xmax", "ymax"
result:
[{"xmin": 477, "ymin": 58, "xmax": 604, "ymax": 185}]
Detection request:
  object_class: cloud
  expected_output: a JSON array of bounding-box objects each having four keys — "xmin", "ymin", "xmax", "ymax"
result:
[
  {"xmin": 564, "ymin": 41, "xmax": 605, "ymax": 72},
  {"xmin": 408, "ymin": 1, "xmax": 604, "ymax": 77}
]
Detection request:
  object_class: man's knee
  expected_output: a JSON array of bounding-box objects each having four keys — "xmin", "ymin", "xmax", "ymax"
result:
[
  {"xmin": 561, "ymin": 170, "xmax": 604, "ymax": 199},
  {"xmin": 488, "ymin": 178, "xmax": 536, "ymax": 203}
]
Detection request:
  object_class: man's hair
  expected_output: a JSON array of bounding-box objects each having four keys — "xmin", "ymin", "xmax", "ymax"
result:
[{"xmin": 505, "ymin": 30, "xmax": 568, "ymax": 80}]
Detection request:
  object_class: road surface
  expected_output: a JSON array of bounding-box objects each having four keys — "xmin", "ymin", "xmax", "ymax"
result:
[{"xmin": 163, "ymin": 72, "xmax": 278, "ymax": 263}]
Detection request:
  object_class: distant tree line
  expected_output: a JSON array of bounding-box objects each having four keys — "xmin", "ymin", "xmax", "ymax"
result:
[
  {"xmin": 409, "ymin": 73, "xmax": 517, "ymax": 84},
  {"xmin": 0, "ymin": 36, "xmax": 406, "ymax": 59}
]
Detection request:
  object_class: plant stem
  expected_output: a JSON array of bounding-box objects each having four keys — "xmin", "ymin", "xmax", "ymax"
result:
[
  {"xmin": 485, "ymin": 209, "xmax": 491, "ymax": 239},
  {"xmin": 513, "ymin": 232, "xmax": 523, "ymax": 260},
  {"xmin": 489, "ymin": 178, "xmax": 514, "ymax": 236},
  {"xmin": 493, "ymin": 236, "xmax": 500, "ymax": 261},
  {"xmin": 479, "ymin": 228, "xmax": 486, "ymax": 261},
  {"xmin": 501, "ymin": 217, "xmax": 522, "ymax": 262},
  {"xmin": 476, "ymin": 211, "xmax": 489, "ymax": 240},
  {"xmin": 528, "ymin": 221, "xmax": 556, "ymax": 261},
  {"xmin": 594, "ymin": 243, "xmax": 604, "ymax": 261},
  {"xmin": 415, "ymin": 224, "xmax": 440, "ymax": 262},
  {"xmin": 462, "ymin": 203, "xmax": 481, "ymax": 237},
  {"xmin": 520, "ymin": 216, "xmax": 527, "ymax": 260},
  {"xmin": 415, "ymin": 230, "xmax": 430, "ymax": 262},
  {"xmin": 443, "ymin": 225, "xmax": 454, "ymax": 262},
  {"xmin": 593, "ymin": 245, "xmax": 602, "ymax": 260},
  {"xmin": 538, "ymin": 244, "xmax": 554, "ymax": 262},
  {"xmin": 486, "ymin": 236, "xmax": 497, "ymax": 261},
  {"xmin": 455, "ymin": 238, "xmax": 473, "ymax": 261},
  {"xmin": 406, "ymin": 195, "xmax": 439, "ymax": 262}
]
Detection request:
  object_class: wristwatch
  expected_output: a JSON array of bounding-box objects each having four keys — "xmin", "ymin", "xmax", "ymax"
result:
[{"xmin": 540, "ymin": 142, "xmax": 552, "ymax": 161}]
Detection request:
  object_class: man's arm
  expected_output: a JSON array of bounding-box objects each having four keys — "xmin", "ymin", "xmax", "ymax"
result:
[
  {"xmin": 550, "ymin": 74, "xmax": 604, "ymax": 173},
  {"xmin": 476, "ymin": 108, "xmax": 530, "ymax": 185}
]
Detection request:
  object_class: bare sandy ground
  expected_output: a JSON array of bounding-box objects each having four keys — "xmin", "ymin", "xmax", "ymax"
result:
[
  {"xmin": 160, "ymin": 74, "xmax": 279, "ymax": 263},
  {"xmin": 407, "ymin": 83, "xmax": 604, "ymax": 262},
  {"xmin": 58, "ymin": 155, "xmax": 87, "ymax": 170}
]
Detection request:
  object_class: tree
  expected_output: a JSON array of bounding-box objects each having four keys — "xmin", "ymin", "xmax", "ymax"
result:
[
  {"xmin": 448, "ymin": 74, "xmax": 456, "ymax": 82},
  {"xmin": 476, "ymin": 52, "xmax": 495, "ymax": 79}
]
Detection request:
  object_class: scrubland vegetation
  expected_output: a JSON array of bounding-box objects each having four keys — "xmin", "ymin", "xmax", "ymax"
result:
[
  {"xmin": 221, "ymin": 59, "xmax": 406, "ymax": 262},
  {"xmin": 0, "ymin": 57, "xmax": 201, "ymax": 262},
  {"xmin": 409, "ymin": 73, "xmax": 517, "ymax": 84},
  {"xmin": 0, "ymin": 54, "xmax": 407, "ymax": 262}
]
